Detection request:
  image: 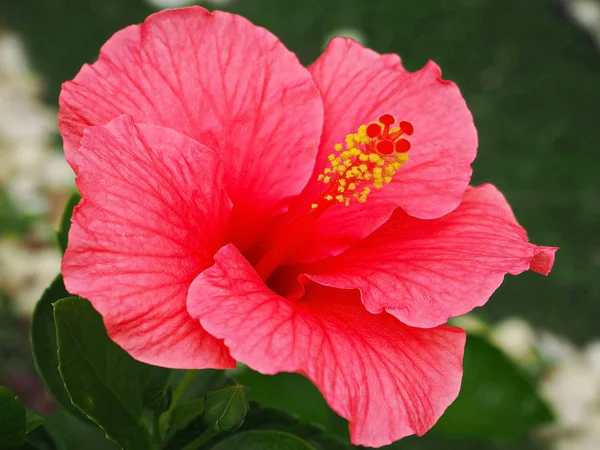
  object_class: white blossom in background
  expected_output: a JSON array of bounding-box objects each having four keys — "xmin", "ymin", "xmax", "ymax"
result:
[
  {"xmin": 562, "ymin": 0, "xmax": 600, "ymax": 48},
  {"xmin": 0, "ymin": 31, "xmax": 72, "ymax": 315},
  {"xmin": 536, "ymin": 335, "xmax": 600, "ymax": 449},
  {"xmin": 0, "ymin": 31, "xmax": 73, "ymax": 216},
  {"xmin": 0, "ymin": 239, "xmax": 61, "ymax": 316},
  {"xmin": 584, "ymin": 341, "xmax": 600, "ymax": 376},
  {"xmin": 323, "ymin": 27, "xmax": 366, "ymax": 50},
  {"xmin": 490, "ymin": 317, "xmax": 537, "ymax": 364},
  {"xmin": 537, "ymin": 331, "xmax": 578, "ymax": 364},
  {"xmin": 146, "ymin": 0, "xmax": 235, "ymax": 9},
  {"xmin": 488, "ymin": 318, "xmax": 600, "ymax": 449},
  {"xmin": 542, "ymin": 357, "xmax": 600, "ymax": 428}
]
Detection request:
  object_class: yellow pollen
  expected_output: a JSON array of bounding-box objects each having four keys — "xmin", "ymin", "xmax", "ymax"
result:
[{"xmin": 314, "ymin": 118, "xmax": 413, "ymax": 206}]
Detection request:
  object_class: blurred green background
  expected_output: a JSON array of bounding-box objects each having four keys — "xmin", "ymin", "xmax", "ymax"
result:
[{"xmin": 0, "ymin": 0, "xmax": 599, "ymax": 449}]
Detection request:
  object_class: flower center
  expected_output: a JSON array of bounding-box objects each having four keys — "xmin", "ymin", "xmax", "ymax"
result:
[
  {"xmin": 253, "ymin": 114, "xmax": 413, "ymax": 284},
  {"xmin": 311, "ymin": 114, "xmax": 413, "ymax": 209}
]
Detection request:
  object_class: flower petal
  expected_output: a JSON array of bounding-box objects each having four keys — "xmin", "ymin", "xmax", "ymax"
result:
[
  {"xmin": 304, "ymin": 184, "xmax": 558, "ymax": 329},
  {"xmin": 187, "ymin": 244, "xmax": 466, "ymax": 447},
  {"xmin": 59, "ymin": 6, "xmax": 323, "ymax": 251},
  {"xmin": 290, "ymin": 38, "xmax": 477, "ymax": 262},
  {"xmin": 62, "ymin": 115, "xmax": 234, "ymax": 369}
]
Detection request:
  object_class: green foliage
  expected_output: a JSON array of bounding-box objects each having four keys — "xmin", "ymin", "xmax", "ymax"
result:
[
  {"xmin": 203, "ymin": 383, "xmax": 250, "ymax": 432},
  {"xmin": 56, "ymin": 192, "xmax": 81, "ymax": 255},
  {"xmin": 21, "ymin": 426, "xmax": 59, "ymax": 450},
  {"xmin": 0, "ymin": 387, "xmax": 49, "ymax": 449},
  {"xmin": 0, "ymin": 386, "xmax": 26, "ymax": 448},
  {"xmin": 235, "ymin": 370, "xmax": 331, "ymax": 427},
  {"xmin": 160, "ymin": 398, "xmax": 205, "ymax": 439},
  {"xmin": 210, "ymin": 430, "xmax": 317, "ymax": 450},
  {"xmin": 0, "ymin": 190, "xmax": 36, "ymax": 237},
  {"xmin": 53, "ymin": 297, "xmax": 170, "ymax": 449},
  {"xmin": 25, "ymin": 410, "xmax": 45, "ymax": 434},
  {"xmin": 29, "ymin": 275, "xmax": 88, "ymax": 422},
  {"xmin": 44, "ymin": 407, "xmax": 117, "ymax": 450},
  {"xmin": 214, "ymin": 403, "xmax": 352, "ymax": 450},
  {"xmin": 434, "ymin": 335, "xmax": 553, "ymax": 440}
]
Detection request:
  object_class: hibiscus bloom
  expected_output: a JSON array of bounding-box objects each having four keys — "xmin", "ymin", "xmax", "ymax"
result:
[{"xmin": 59, "ymin": 6, "xmax": 556, "ymax": 447}]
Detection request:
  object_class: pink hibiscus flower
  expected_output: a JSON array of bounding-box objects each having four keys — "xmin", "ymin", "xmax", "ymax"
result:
[{"xmin": 58, "ymin": 6, "xmax": 556, "ymax": 447}]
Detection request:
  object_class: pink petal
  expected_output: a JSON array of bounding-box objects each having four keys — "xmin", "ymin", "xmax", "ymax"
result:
[
  {"xmin": 59, "ymin": 6, "xmax": 323, "ymax": 251},
  {"xmin": 290, "ymin": 38, "xmax": 477, "ymax": 262},
  {"xmin": 62, "ymin": 115, "xmax": 234, "ymax": 369},
  {"xmin": 187, "ymin": 244, "xmax": 466, "ymax": 447},
  {"xmin": 305, "ymin": 184, "xmax": 558, "ymax": 329}
]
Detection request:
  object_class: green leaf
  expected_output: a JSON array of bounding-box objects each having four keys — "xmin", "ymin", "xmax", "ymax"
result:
[
  {"xmin": 210, "ymin": 430, "xmax": 316, "ymax": 450},
  {"xmin": 56, "ymin": 192, "xmax": 81, "ymax": 255},
  {"xmin": 226, "ymin": 403, "xmax": 351, "ymax": 450},
  {"xmin": 434, "ymin": 334, "xmax": 553, "ymax": 440},
  {"xmin": 45, "ymin": 407, "xmax": 117, "ymax": 450},
  {"xmin": 54, "ymin": 297, "xmax": 170, "ymax": 449},
  {"xmin": 203, "ymin": 384, "xmax": 249, "ymax": 432},
  {"xmin": 0, "ymin": 386, "xmax": 25, "ymax": 448},
  {"xmin": 25, "ymin": 410, "xmax": 44, "ymax": 434},
  {"xmin": 30, "ymin": 275, "xmax": 87, "ymax": 422}
]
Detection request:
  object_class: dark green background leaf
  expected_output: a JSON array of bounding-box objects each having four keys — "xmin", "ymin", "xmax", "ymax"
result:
[
  {"xmin": 210, "ymin": 430, "xmax": 317, "ymax": 450},
  {"xmin": 29, "ymin": 275, "xmax": 87, "ymax": 422},
  {"xmin": 56, "ymin": 192, "xmax": 81, "ymax": 255},
  {"xmin": 0, "ymin": 386, "xmax": 26, "ymax": 448},
  {"xmin": 21, "ymin": 426, "xmax": 58, "ymax": 450},
  {"xmin": 433, "ymin": 335, "xmax": 553, "ymax": 440},
  {"xmin": 54, "ymin": 297, "xmax": 170, "ymax": 450}
]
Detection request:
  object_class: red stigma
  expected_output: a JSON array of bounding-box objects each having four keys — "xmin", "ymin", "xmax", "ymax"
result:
[
  {"xmin": 395, "ymin": 139, "xmax": 411, "ymax": 153},
  {"xmin": 379, "ymin": 114, "xmax": 395, "ymax": 126},
  {"xmin": 400, "ymin": 121, "xmax": 414, "ymax": 136},
  {"xmin": 366, "ymin": 113, "xmax": 414, "ymax": 156},
  {"xmin": 366, "ymin": 123, "xmax": 381, "ymax": 138},
  {"xmin": 376, "ymin": 140, "xmax": 395, "ymax": 155}
]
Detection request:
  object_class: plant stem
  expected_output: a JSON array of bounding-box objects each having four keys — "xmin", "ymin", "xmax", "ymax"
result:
[
  {"xmin": 180, "ymin": 427, "xmax": 217, "ymax": 450},
  {"xmin": 158, "ymin": 370, "xmax": 197, "ymax": 442},
  {"xmin": 172, "ymin": 370, "xmax": 197, "ymax": 408}
]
